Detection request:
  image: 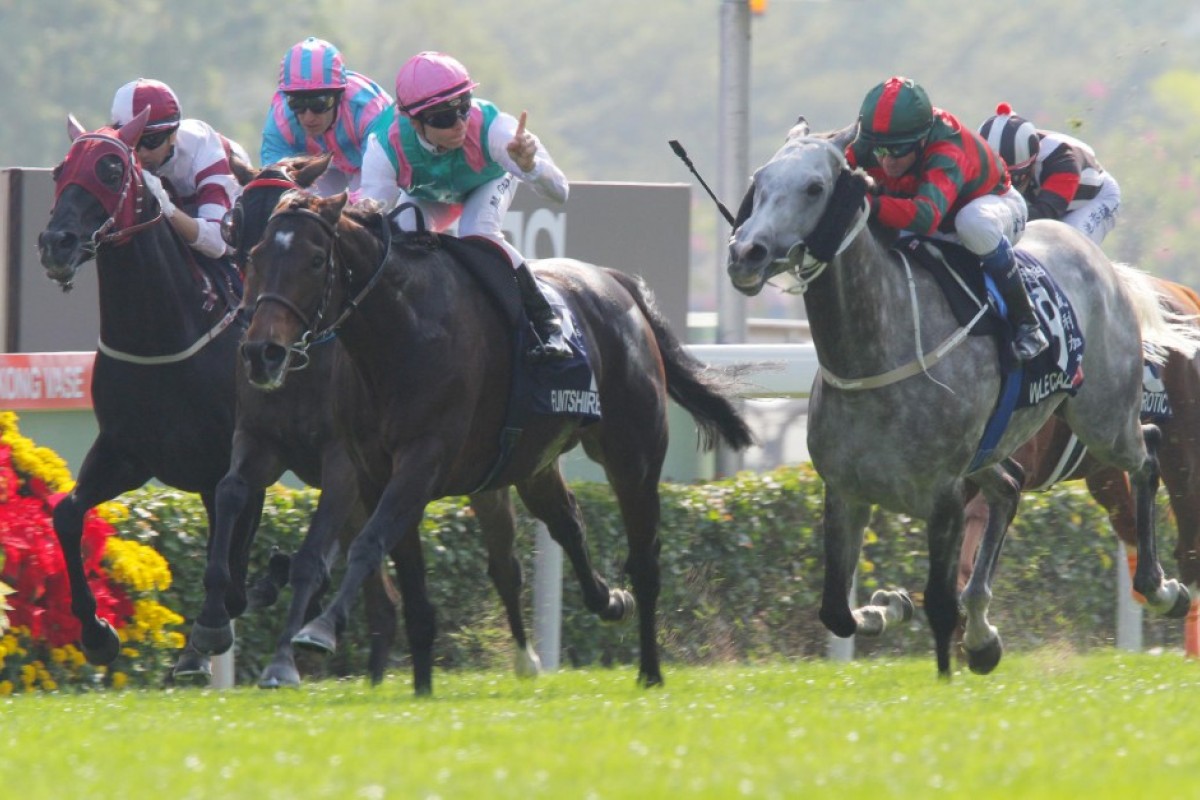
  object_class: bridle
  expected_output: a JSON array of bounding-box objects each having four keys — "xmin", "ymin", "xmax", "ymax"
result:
[
  {"xmin": 252, "ymin": 205, "xmax": 393, "ymax": 371},
  {"xmin": 60, "ymin": 132, "xmax": 165, "ymax": 253}
]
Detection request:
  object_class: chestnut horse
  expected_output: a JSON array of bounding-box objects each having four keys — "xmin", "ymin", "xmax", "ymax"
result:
[{"xmin": 959, "ymin": 278, "xmax": 1200, "ymax": 652}]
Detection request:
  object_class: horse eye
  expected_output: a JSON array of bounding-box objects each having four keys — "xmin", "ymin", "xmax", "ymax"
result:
[{"xmin": 805, "ymin": 182, "xmax": 824, "ymax": 198}]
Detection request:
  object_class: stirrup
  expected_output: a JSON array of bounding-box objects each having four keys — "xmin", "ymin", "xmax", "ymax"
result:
[
  {"xmin": 526, "ymin": 325, "xmax": 572, "ymax": 362},
  {"xmin": 1012, "ymin": 323, "xmax": 1048, "ymax": 363}
]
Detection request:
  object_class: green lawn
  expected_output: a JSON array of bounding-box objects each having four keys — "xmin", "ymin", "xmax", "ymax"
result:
[{"xmin": 2, "ymin": 651, "xmax": 1198, "ymax": 799}]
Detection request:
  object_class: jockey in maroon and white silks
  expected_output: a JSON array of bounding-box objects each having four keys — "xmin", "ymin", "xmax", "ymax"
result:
[
  {"xmin": 261, "ymin": 37, "xmax": 392, "ymax": 197},
  {"xmin": 359, "ymin": 51, "xmax": 571, "ymax": 361},
  {"xmin": 111, "ymin": 78, "xmax": 241, "ymax": 259},
  {"xmin": 979, "ymin": 103, "xmax": 1120, "ymax": 244}
]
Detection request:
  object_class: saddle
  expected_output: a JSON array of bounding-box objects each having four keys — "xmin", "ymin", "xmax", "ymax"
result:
[
  {"xmin": 896, "ymin": 236, "xmax": 1085, "ymax": 409},
  {"xmin": 896, "ymin": 236, "xmax": 1086, "ymax": 472},
  {"xmin": 407, "ymin": 230, "xmax": 601, "ymax": 492}
]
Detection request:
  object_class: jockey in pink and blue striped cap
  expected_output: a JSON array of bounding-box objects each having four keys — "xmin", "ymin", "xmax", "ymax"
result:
[{"xmin": 260, "ymin": 37, "xmax": 392, "ymax": 197}]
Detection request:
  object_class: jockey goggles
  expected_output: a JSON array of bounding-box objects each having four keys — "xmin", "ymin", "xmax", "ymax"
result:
[
  {"xmin": 137, "ymin": 127, "xmax": 177, "ymax": 151},
  {"xmin": 871, "ymin": 141, "xmax": 920, "ymax": 160},
  {"xmin": 418, "ymin": 94, "xmax": 472, "ymax": 129},
  {"xmin": 286, "ymin": 93, "xmax": 338, "ymax": 115}
]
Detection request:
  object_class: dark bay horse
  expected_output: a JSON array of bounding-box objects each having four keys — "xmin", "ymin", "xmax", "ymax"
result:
[
  {"xmin": 958, "ymin": 277, "xmax": 1200, "ymax": 652},
  {"xmin": 35, "ymin": 109, "xmax": 263, "ymax": 668},
  {"xmin": 240, "ymin": 191, "xmax": 754, "ymax": 692},
  {"xmin": 206, "ymin": 155, "xmax": 543, "ymax": 687},
  {"xmin": 727, "ymin": 123, "xmax": 1198, "ymax": 677}
]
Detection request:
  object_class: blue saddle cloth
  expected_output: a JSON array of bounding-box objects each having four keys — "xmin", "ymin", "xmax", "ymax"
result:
[
  {"xmin": 524, "ymin": 283, "xmax": 602, "ymax": 422},
  {"xmin": 1142, "ymin": 361, "xmax": 1171, "ymax": 425},
  {"xmin": 896, "ymin": 237, "xmax": 1085, "ymax": 470}
]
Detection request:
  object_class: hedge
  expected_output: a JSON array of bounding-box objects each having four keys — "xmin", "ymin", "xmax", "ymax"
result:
[{"xmin": 112, "ymin": 464, "xmax": 1184, "ymax": 685}]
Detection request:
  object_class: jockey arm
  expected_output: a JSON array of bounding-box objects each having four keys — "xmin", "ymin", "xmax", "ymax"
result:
[
  {"xmin": 1027, "ymin": 143, "xmax": 1082, "ymax": 221},
  {"xmin": 486, "ymin": 111, "xmax": 569, "ymax": 204}
]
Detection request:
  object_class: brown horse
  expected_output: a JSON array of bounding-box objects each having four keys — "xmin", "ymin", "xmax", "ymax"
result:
[
  {"xmin": 239, "ymin": 191, "xmax": 754, "ymax": 693},
  {"xmin": 959, "ymin": 277, "xmax": 1200, "ymax": 653}
]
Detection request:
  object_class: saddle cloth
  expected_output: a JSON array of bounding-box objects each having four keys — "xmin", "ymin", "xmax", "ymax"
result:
[{"xmin": 898, "ymin": 236, "xmax": 1085, "ymax": 409}]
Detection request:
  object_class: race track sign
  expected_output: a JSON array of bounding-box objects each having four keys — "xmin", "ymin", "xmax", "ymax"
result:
[{"xmin": 0, "ymin": 352, "xmax": 94, "ymax": 410}]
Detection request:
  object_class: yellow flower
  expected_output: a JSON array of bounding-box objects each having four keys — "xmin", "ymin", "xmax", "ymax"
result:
[
  {"xmin": 0, "ymin": 680, "xmax": 12, "ymax": 697},
  {"xmin": 111, "ymin": 672, "xmax": 128, "ymax": 690}
]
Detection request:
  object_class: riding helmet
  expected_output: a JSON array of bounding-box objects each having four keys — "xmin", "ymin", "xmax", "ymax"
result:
[
  {"xmin": 278, "ymin": 37, "xmax": 348, "ymax": 93},
  {"xmin": 856, "ymin": 76, "xmax": 933, "ymax": 146},
  {"xmin": 395, "ymin": 52, "xmax": 478, "ymax": 117},
  {"xmin": 978, "ymin": 102, "xmax": 1041, "ymax": 176},
  {"xmin": 111, "ymin": 79, "xmax": 181, "ymax": 132}
]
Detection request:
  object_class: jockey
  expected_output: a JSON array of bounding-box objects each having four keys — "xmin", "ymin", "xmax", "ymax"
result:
[
  {"xmin": 978, "ymin": 103, "xmax": 1120, "ymax": 244},
  {"xmin": 849, "ymin": 76, "xmax": 1047, "ymax": 363},
  {"xmin": 111, "ymin": 78, "xmax": 243, "ymax": 279},
  {"xmin": 261, "ymin": 37, "xmax": 392, "ymax": 197},
  {"xmin": 359, "ymin": 51, "xmax": 572, "ymax": 362}
]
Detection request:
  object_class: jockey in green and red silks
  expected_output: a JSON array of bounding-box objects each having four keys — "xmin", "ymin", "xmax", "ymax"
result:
[{"xmin": 847, "ymin": 76, "xmax": 1047, "ymax": 363}]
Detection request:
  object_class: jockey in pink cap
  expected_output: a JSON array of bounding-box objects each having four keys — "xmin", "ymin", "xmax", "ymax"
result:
[
  {"xmin": 359, "ymin": 52, "xmax": 571, "ymax": 361},
  {"xmin": 261, "ymin": 37, "xmax": 392, "ymax": 197}
]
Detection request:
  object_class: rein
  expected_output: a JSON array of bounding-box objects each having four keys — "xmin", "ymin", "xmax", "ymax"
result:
[
  {"xmin": 254, "ymin": 206, "xmax": 394, "ymax": 369},
  {"xmin": 761, "ymin": 152, "xmax": 981, "ymax": 393}
]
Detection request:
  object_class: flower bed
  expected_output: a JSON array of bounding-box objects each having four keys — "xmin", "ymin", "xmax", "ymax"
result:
[{"xmin": 0, "ymin": 412, "xmax": 183, "ymax": 693}]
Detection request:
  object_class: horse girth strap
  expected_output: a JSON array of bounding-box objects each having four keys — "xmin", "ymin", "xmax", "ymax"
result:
[{"xmin": 819, "ymin": 252, "xmax": 988, "ymax": 391}]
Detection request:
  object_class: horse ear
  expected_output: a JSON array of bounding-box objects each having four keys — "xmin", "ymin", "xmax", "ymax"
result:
[
  {"xmin": 786, "ymin": 116, "xmax": 811, "ymax": 140},
  {"xmin": 295, "ymin": 153, "xmax": 333, "ymax": 189},
  {"xmin": 117, "ymin": 107, "xmax": 151, "ymax": 148},
  {"xmin": 67, "ymin": 114, "xmax": 86, "ymax": 141},
  {"xmin": 320, "ymin": 192, "xmax": 349, "ymax": 223}
]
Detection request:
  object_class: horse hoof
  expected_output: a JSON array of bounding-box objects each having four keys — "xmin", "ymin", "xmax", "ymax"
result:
[
  {"xmin": 1165, "ymin": 583, "xmax": 1193, "ymax": 619},
  {"xmin": 292, "ymin": 617, "xmax": 337, "ymax": 654},
  {"xmin": 966, "ymin": 633, "xmax": 1003, "ymax": 675},
  {"xmin": 190, "ymin": 622, "xmax": 234, "ymax": 655},
  {"xmin": 245, "ymin": 579, "xmax": 280, "ymax": 611},
  {"xmin": 173, "ymin": 649, "xmax": 213, "ymax": 681},
  {"xmin": 81, "ymin": 618, "xmax": 121, "ymax": 666},
  {"xmin": 258, "ymin": 662, "xmax": 302, "ymax": 689},
  {"xmin": 869, "ymin": 589, "xmax": 914, "ymax": 622},
  {"xmin": 638, "ymin": 670, "xmax": 665, "ymax": 688},
  {"xmin": 514, "ymin": 645, "xmax": 542, "ymax": 679},
  {"xmin": 603, "ymin": 589, "xmax": 637, "ymax": 624}
]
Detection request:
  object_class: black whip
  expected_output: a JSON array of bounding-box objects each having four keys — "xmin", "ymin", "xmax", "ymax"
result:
[{"xmin": 668, "ymin": 139, "xmax": 736, "ymax": 226}]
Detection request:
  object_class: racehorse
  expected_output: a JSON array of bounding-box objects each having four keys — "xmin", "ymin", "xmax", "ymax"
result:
[
  {"xmin": 208, "ymin": 155, "xmax": 545, "ymax": 687},
  {"xmin": 726, "ymin": 121, "xmax": 1198, "ymax": 677},
  {"xmin": 239, "ymin": 191, "xmax": 754, "ymax": 692},
  {"xmin": 35, "ymin": 109, "xmax": 263, "ymax": 669},
  {"xmin": 958, "ymin": 277, "xmax": 1200, "ymax": 653}
]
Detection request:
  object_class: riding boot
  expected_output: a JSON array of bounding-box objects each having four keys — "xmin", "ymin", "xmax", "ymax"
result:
[
  {"xmin": 514, "ymin": 262, "xmax": 572, "ymax": 362},
  {"xmin": 981, "ymin": 238, "xmax": 1048, "ymax": 363}
]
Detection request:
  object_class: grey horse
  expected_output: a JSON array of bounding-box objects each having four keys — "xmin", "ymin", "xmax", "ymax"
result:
[{"xmin": 727, "ymin": 122, "xmax": 1198, "ymax": 677}]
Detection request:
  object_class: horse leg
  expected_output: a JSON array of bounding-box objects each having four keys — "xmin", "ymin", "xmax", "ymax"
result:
[
  {"xmin": 293, "ymin": 475, "xmax": 435, "ymax": 695},
  {"xmin": 361, "ymin": 560, "xmax": 400, "ymax": 686},
  {"xmin": 924, "ymin": 487, "xmax": 971, "ymax": 678},
  {"xmin": 52, "ymin": 438, "xmax": 150, "ymax": 665},
  {"xmin": 516, "ymin": 469, "xmax": 636, "ymax": 627},
  {"xmin": 958, "ymin": 492, "xmax": 989, "ymax": 594},
  {"xmin": 193, "ymin": 441, "xmax": 271, "ymax": 656},
  {"xmin": 470, "ymin": 488, "xmax": 541, "ymax": 678},
  {"xmin": 1132, "ymin": 425, "xmax": 1192, "ymax": 617},
  {"xmin": 818, "ymin": 490, "xmax": 874, "ymax": 638},
  {"xmin": 960, "ymin": 462, "xmax": 1023, "ymax": 676},
  {"xmin": 259, "ymin": 468, "xmax": 366, "ymax": 689},
  {"xmin": 600, "ymin": 462, "xmax": 665, "ymax": 688}
]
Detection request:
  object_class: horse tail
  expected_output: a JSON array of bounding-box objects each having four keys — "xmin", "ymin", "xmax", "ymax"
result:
[
  {"xmin": 1113, "ymin": 262, "xmax": 1200, "ymax": 364},
  {"xmin": 604, "ymin": 268, "xmax": 755, "ymax": 452}
]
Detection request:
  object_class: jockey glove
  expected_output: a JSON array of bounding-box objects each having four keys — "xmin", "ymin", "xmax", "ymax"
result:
[{"xmin": 142, "ymin": 172, "xmax": 176, "ymax": 217}]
